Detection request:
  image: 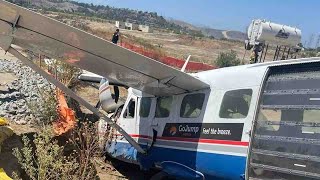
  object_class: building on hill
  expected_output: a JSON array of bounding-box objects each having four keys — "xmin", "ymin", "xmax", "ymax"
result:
[
  {"xmin": 138, "ymin": 25, "xmax": 153, "ymax": 33},
  {"xmin": 116, "ymin": 21, "xmax": 152, "ymax": 32},
  {"xmin": 115, "ymin": 21, "xmax": 125, "ymax": 29},
  {"xmin": 125, "ymin": 22, "xmax": 139, "ymax": 30}
]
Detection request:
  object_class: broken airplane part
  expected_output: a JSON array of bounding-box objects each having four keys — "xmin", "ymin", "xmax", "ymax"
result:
[{"xmin": 1, "ymin": 1, "xmax": 320, "ymax": 180}]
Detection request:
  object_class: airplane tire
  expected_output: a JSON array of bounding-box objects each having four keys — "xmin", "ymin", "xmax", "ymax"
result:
[{"xmin": 150, "ymin": 171, "xmax": 169, "ymax": 180}]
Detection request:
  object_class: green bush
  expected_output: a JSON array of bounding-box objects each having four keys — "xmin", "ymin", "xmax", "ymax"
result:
[
  {"xmin": 12, "ymin": 128, "xmax": 79, "ymax": 180},
  {"xmin": 215, "ymin": 50, "xmax": 241, "ymax": 68},
  {"xmin": 26, "ymin": 86, "xmax": 58, "ymax": 126},
  {"xmin": 12, "ymin": 122, "xmax": 100, "ymax": 180}
]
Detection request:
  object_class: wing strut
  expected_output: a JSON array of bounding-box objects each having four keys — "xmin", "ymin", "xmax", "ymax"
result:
[
  {"xmin": 7, "ymin": 47, "xmax": 146, "ymax": 154},
  {"xmin": 181, "ymin": 55, "xmax": 191, "ymax": 72}
]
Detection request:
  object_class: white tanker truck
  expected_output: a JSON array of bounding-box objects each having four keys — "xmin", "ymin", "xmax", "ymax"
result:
[{"xmin": 245, "ymin": 19, "xmax": 302, "ymax": 62}]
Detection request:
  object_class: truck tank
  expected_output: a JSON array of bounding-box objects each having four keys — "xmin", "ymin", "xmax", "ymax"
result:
[{"xmin": 247, "ymin": 19, "xmax": 301, "ymax": 47}]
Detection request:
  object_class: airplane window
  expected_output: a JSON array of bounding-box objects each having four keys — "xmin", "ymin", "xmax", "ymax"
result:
[
  {"xmin": 180, "ymin": 93, "xmax": 205, "ymax": 118},
  {"xmin": 155, "ymin": 96, "xmax": 173, "ymax": 118},
  {"xmin": 123, "ymin": 99, "xmax": 135, "ymax": 118},
  {"xmin": 219, "ymin": 89, "xmax": 252, "ymax": 119},
  {"xmin": 139, "ymin": 97, "xmax": 152, "ymax": 118}
]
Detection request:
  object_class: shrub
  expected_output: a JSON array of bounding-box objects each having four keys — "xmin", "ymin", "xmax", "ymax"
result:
[
  {"xmin": 301, "ymin": 50, "xmax": 319, "ymax": 58},
  {"xmin": 26, "ymin": 86, "xmax": 59, "ymax": 126},
  {"xmin": 12, "ymin": 122, "xmax": 101, "ymax": 180},
  {"xmin": 69, "ymin": 121, "xmax": 101, "ymax": 180},
  {"xmin": 55, "ymin": 61, "xmax": 81, "ymax": 88},
  {"xmin": 12, "ymin": 128, "xmax": 79, "ymax": 180},
  {"xmin": 215, "ymin": 50, "xmax": 241, "ymax": 68}
]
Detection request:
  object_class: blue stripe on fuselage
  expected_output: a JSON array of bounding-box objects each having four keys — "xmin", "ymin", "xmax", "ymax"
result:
[{"xmin": 107, "ymin": 141, "xmax": 246, "ymax": 180}]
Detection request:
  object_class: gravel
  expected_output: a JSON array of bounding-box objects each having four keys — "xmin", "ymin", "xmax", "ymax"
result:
[{"xmin": 0, "ymin": 59, "xmax": 56, "ymax": 124}]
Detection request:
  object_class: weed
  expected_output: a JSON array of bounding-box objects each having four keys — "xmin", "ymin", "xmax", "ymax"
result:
[
  {"xmin": 69, "ymin": 121, "xmax": 101, "ymax": 180},
  {"xmin": 26, "ymin": 86, "xmax": 59, "ymax": 126},
  {"xmin": 54, "ymin": 61, "xmax": 81, "ymax": 88},
  {"xmin": 12, "ymin": 122, "xmax": 101, "ymax": 180},
  {"xmin": 12, "ymin": 128, "xmax": 79, "ymax": 180},
  {"xmin": 215, "ymin": 50, "xmax": 241, "ymax": 68}
]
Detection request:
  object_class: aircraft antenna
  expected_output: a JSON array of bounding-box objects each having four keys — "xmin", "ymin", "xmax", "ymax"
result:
[{"xmin": 181, "ymin": 55, "xmax": 191, "ymax": 72}]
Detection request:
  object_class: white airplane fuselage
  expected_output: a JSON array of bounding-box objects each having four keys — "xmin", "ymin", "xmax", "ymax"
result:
[
  {"xmin": 101, "ymin": 62, "xmax": 270, "ymax": 180},
  {"xmin": 95, "ymin": 58, "xmax": 320, "ymax": 180}
]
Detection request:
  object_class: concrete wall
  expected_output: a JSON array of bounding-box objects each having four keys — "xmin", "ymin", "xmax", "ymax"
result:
[
  {"xmin": 138, "ymin": 25, "xmax": 153, "ymax": 33},
  {"xmin": 132, "ymin": 23, "xmax": 139, "ymax": 30},
  {"xmin": 124, "ymin": 22, "xmax": 139, "ymax": 30},
  {"xmin": 115, "ymin": 21, "xmax": 125, "ymax": 29}
]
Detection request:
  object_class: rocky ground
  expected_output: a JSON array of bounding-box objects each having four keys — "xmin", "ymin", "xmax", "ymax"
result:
[
  {"xmin": 0, "ymin": 58, "xmax": 55, "ymax": 125},
  {"xmin": 0, "ymin": 52, "xmax": 153, "ymax": 179}
]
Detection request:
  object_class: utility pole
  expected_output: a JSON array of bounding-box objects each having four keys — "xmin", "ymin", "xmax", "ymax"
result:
[
  {"xmin": 307, "ymin": 33, "xmax": 315, "ymax": 49},
  {"xmin": 315, "ymin": 33, "xmax": 320, "ymax": 49}
]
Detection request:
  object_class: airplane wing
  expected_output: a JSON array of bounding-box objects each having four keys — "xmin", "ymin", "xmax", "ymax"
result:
[{"xmin": 0, "ymin": 1, "xmax": 209, "ymax": 96}]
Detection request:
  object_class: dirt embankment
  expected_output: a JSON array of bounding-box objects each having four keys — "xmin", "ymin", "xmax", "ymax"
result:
[{"xmin": 58, "ymin": 14, "xmax": 283, "ymax": 66}]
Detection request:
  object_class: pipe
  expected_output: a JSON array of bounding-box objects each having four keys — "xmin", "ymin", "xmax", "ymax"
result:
[
  {"xmin": 263, "ymin": 44, "xmax": 269, "ymax": 62},
  {"xmin": 273, "ymin": 45, "xmax": 279, "ymax": 61}
]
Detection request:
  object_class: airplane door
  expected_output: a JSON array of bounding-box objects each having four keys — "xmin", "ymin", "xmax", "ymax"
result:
[
  {"xmin": 119, "ymin": 96, "xmax": 138, "ymax": 135},
  {"xmin": 136, "ymin": 96, "xmax": 173, "ymax": 146},
  {"xmin": 151, "ymin": 96, "xmax": 174, "ymax": 139},
  {"xmin": 136, "ymin": 97, "xmax": 156, "ymax": 142}
]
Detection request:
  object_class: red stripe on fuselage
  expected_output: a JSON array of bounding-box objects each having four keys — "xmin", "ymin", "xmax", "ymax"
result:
[
  {"xmin": 99, "ymin": 86, "xmax": 110, "ymax": 94},
  {"xmin": 118, "ymin": 134, "xmax": 249, "ymax": 146}
]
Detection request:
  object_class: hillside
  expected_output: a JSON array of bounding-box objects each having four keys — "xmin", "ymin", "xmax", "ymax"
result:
[
  {"xmin": 201, "ymin": 27, "xmax": 225, "ymax": 39},
  {"xmin": 5, "ymin": 0, "xmax": 255, "ymax": 65},
  {"xmin": 169, "ymin": 19, "xmax": 247, "ymax": 41},
  {"xmin": 167, "ymin": 18, "xmax": 200, "ymax": 31},
  {"xmin": 226, "ymin": 31, "xmax": 247, "ymax": 41},
  {"xmin": 7, "ymin": 0, "xmax": 247, "ymax": 40},
  {"xmin": 201, "ymin": 28, "xmax": 247, "ymax": 41},
  {"xmin": 6, "ymin": 0, "xmax": 191, "ymax": 34}
]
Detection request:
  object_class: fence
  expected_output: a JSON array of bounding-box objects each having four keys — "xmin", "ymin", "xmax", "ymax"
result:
[{"xmin": 120, "ymin": 42, "xmax": 216, "ymax": 71}]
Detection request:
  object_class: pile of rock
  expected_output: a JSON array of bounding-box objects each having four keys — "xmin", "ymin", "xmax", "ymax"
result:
[{"xmin": 0, "ymin": 59, "xmax": 56, "ymax": 125}]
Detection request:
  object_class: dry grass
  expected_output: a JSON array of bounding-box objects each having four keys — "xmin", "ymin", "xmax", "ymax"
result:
[{"xmin": 53, "ymin": 13, "xmax": 249, "ymax": 65}]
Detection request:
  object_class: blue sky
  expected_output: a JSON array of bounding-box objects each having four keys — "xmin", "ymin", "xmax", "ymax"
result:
[{"xmin": 75, "ymin": 0, "xmax": 319, "ymax": 46}]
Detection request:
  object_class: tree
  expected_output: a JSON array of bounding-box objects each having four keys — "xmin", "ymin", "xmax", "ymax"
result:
[{"xmin": 215, "ymin": 50, "xmax": 241, "ymax": 68}]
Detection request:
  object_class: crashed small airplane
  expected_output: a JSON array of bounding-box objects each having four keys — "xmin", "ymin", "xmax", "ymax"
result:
[{"xmin": 1, "ymin": 1, "xmax": 320, "ymax": 180}]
